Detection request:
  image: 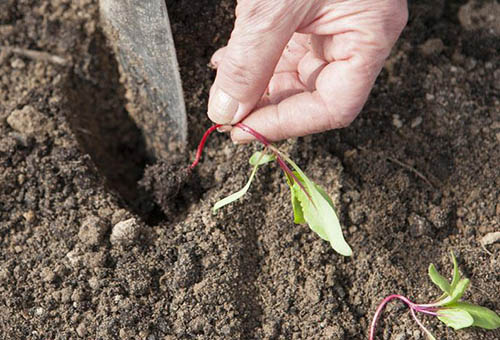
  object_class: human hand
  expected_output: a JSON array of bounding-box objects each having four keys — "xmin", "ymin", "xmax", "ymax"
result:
[{"xmin": 207, "ymin": 0, "xmax": 408, "ymax": 142}]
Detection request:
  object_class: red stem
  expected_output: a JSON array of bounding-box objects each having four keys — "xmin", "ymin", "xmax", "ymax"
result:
[
  {"xmin": 235, "ymin": 123, "xmax": 312, "ymax": 201},
  {"xmin": 234, "ymin": 123, "xmax": 270, "ymax": 146},
  {"xmin": 189, "ymin": 124, "xmax": 222, "ymax": 169},
  {"xmin": 190, "ymin": 122, "xmax": 313, "ymax": 202},
  {"xmin": 369, "ymin": 295, "xmax": 437, "ymax": 340}
]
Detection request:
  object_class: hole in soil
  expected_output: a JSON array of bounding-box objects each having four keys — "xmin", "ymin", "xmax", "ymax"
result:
[{"xmin": 63, "ymin": 30, "xmax": 163, "ymax": 223}]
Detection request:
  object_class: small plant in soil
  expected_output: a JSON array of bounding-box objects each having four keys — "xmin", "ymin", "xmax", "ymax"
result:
[
  {"xmin": 189, "ymin": 123, "xmax": 352, "ymax": 256},
  {"xmin": 369, "ymin": 252, "xmax": 500, "ymax": 339}
]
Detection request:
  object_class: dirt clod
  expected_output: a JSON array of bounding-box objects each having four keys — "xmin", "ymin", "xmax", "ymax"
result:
[
  {"xmin": 6, "ymin": 105, "xmax": 54, "ymax": 136},
  {"xmin": 78, "ymin": 215, "xmax": 109, "ymax": 247},
  {"xmin": 110, "ymin": 217, "xmax": 140, "ymax": 246}
]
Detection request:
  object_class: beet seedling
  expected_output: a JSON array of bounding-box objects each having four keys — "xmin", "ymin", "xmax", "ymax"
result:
[
  {"xmin": 369, "ymin": 252, "xmax": 500, "ymax": 339},
  {"xmin": 190, "ymin": 123, "xmax": 352, "ymax": 256}
]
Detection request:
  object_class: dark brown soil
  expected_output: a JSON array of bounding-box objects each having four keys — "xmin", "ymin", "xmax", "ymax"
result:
[{"xmin": 0, "ymin": 0, "xmax": 499, "ymax": 339}]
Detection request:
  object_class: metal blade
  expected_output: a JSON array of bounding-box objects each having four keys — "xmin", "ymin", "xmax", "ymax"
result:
[{"xmin": 100, "ymin": 0, "xmax": 187, "ymax": 159}]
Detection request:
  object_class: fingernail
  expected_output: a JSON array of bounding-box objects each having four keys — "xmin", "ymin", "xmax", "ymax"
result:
[
  {"xmin": 216, "ymin": 124, "xmax": 232, "ymax": 133},
  {"xmin": 208, "ymin": 87, "xmax": 239, "ymax": 124}
]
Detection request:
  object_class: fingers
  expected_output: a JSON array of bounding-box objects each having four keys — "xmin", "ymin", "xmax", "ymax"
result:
[
  {"xmin": 207, "ymin": 0, "xmax": 313, "ymax": 125},
  {"xmin": 231, "ymin": 56, "xmax": 376, "ymax": 143},
  {"xmin": 297, "ymin": 51, "xmax": 327, "ymax": 90},
  {"xmin": 231, "ymin": 91, "xmax": 337, "ymax": 143}
]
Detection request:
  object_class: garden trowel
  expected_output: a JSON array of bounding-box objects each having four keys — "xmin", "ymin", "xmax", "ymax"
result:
[{"xmin": 100, "ymin": 0, "xmax": 187, "ymax": 160}]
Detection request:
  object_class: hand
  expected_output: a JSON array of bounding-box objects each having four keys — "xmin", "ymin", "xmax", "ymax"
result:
[{"xmin": 207, "ymin": 0, "xmax": 408, "ymax": 142}]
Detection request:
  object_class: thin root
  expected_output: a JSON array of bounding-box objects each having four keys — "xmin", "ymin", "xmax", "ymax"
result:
[{"xmin": 386, "ymin": 157, "xmax": 437, "ymax": 189}]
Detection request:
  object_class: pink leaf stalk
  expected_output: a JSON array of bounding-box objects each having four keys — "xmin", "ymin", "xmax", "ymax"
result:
[{"xmin": 369, "ymin": 294, "xmax": 437, "ymax": 340}]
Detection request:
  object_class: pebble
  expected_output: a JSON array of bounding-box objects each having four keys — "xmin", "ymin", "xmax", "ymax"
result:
[
  {"xmin": 11, "ymin": 58, "xmax": 25, "ymax": 69},
  {"xmin": 392, "ymin": 114, "xmax": 403, "ymax": 128},
  {"xmin": 419, "ymin": 38, "xmax": 444, "ymax": 56},
  {"xmin": 34, "ymin": 307, "xmax": 44, "ymax": 316},
  {"xmin": 110, "ymin": 218, "xmax": 140, "ymax": 246},
  {"xmin": 411, "ymin": 116, "xmax": 423, "ymax": 128}
]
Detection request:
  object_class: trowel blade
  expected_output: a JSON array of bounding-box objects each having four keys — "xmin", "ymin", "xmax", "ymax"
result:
[{"xmin": 100, "ymin": 0, "xmax": 187, "ymax": 159}]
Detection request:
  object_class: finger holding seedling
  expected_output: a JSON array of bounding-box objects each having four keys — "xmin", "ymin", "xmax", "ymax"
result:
[{"xmin": 207, "ymin": 0, "xmax": 408, "ymax": 142}]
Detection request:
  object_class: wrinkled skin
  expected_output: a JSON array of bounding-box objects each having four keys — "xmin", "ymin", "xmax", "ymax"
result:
[{"xmin": 207, "ymin": 0, "xmax": 408, "ymax": 142}]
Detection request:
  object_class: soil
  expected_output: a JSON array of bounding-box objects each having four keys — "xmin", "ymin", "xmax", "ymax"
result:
[{"xmin": 0, "ymin": 0, "xmax": 499, "ymax": 339}]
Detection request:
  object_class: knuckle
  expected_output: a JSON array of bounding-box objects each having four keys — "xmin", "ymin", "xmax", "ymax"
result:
[
  {"xmin": 236, "ymin": 0, "xmax": 293, "ymax": 33},
  {"xmin": 218, "ymin": 53, "xmax": 255, "ymax": 89}
]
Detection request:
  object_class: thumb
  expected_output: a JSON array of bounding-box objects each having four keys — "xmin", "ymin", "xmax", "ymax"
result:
[{"xmin": 208, "ymin": 1, "xmax": 307, "ymax": 124}]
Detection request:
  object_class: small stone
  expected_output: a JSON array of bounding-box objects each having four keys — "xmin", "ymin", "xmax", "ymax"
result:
[
  {"xmin": 34, "ymin": 307, "xmax": 44, "ymax": 316},
  {"xmin": 410, "ymin": 116, "xmax": 423, "ymax": 128},
  {"xmin": 392, "ymin": 114, "xmax": 403, "ymax": 128},
  {"xmin": 481, "ymin": 232, "xmax": 500, "ymax": 246},
  {"xmin": 425, "ymin": 93, "xmax": 435, "ymax": 101},
  {"xmin": 6, "ymin": 105, "xmax": 53, "ymax": 136},
  {"xmin": 419, "ymin": 38, "xmax": 444, "ymax": 56},
  {"xmin": 11, "ymin": 58, "xmax": 25, "ymax": 69},
  {"xmin": 78, "ymin": 216, "xmax": 109, "ymax": 247},
  {"xmin": 408, "ymin": 213, "xmax": 432, "ymax": 237},
  {"xmin": 110, "ymin": 218, "xmax": 140, "ymax": 246}
]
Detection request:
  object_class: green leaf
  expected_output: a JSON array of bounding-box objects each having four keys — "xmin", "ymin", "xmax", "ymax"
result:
[
  {"xmin": 429, "ymin": 263, "xmax": 452, "ymax": 295},
  {"xmin": 433, "ymin": 252, "xmax": 462, "ymax": 304},
  {"xmin": 448, "ymin": 278, "xmax": 470, "ymax": 303},
  {"xmin": 437, "ymin": 308, "xmax": 474, "ymax": 330},
  {"xmin": 249, "ymin": 151, "xmax": 275, "ymax": 166},
  {"xmin": 445, "ymin": 302, "xmax": 500, "ymax": 330},
  {"xmin": 213, "ymin": 151, "xmax": 265, "ymax": 212},
  {"xmin": 283, "ymin": 157, "xmax": 352, "ymax": 256},
  {"xmin": 286, "ymin": 173, "xmax": 305, "ymax": 224},
  {"xmin": 432, "ymin": 278, "xmax": 470, "ymax": 307}
]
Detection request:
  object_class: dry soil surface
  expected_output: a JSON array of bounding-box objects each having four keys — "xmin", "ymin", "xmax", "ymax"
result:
[{"xmin": 0, "ymin": 0, "xmax": 499, "ymax": 339}]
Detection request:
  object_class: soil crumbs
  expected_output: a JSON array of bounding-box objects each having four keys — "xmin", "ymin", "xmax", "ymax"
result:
[{"xmin": 0, "ymin": 0, "xmax": 499, "ymax": 339}]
